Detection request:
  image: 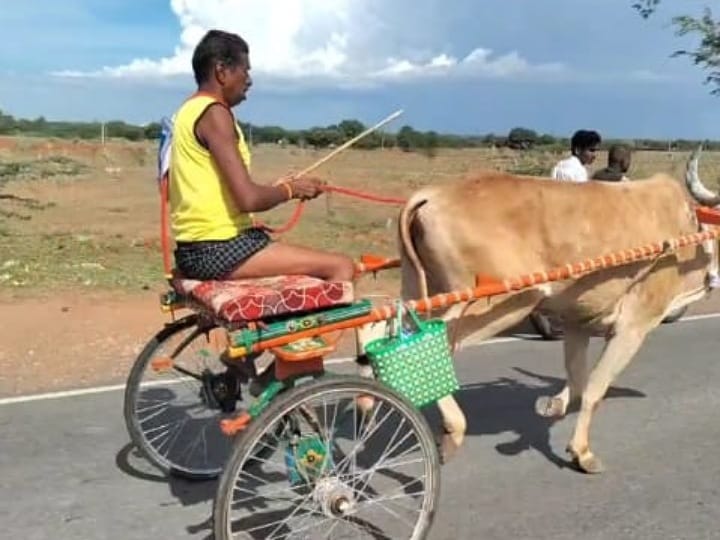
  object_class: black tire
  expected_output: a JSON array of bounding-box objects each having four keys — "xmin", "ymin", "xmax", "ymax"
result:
[
  {"xmin": 530, "ymin": 311, "xmax": 564, "ymax": 340},
  {"xmin": 123, "ymin": 315, "xmax": 243, "ymax": 480},
  {"xmin": 662, "ymin": 305, "xmax": 688, "ymax": 324},
  {"xmin": 213, "ymin": 375, "xmax": 440, "ymax": 540}
]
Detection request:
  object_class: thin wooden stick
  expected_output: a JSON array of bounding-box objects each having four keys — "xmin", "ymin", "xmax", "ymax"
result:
[{"xmin": 293, "ymin": 109, "xmax": 403, "ymax": 178}]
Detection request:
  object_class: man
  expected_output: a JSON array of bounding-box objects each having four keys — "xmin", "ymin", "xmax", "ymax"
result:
[
  {"xmin": 536, "ymin": 130, "xmax": 602, "ymax": 339},
  {"xmin": 169, "ymin": 29, "xmax": 355, "ymax": 283},
  {"xmin": 592, "ymin": 144, "xmax": 631, "ymax": 182},
  {"xmin": 550, "ymin": 129, "xmax": 601, "ymax": 182}
]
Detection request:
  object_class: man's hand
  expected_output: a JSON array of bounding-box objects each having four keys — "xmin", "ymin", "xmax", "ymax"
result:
[
  {"xmin": 290, "ymin": 176, "xmax": 326, "ymax": 200},
  {"xmin": 274, "ymin": 174, "xmax": 327, "ymax": 200}
]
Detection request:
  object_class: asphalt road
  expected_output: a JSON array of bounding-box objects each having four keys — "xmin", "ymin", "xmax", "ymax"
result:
[{"xmin": 2, "ymin": 316, "xmax": 720, "ymax": 540}]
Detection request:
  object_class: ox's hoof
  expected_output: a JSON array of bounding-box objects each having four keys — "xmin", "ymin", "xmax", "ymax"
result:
[
  {"xmin": 439, "ymin": 433, "xmax": 461, "ymax": 465},
  {"xmin": 356, "ymin": 395, "xmax": 376, "ymax": 415},
  {"xmin": 535, "ymin": 396, "xmax": 566, "ymax": 418},
  {"xmin": 568, "ymin": 448, "xmax": 604, "ymax": 474}
]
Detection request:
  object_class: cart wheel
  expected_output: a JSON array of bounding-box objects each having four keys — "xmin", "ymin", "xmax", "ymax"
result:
[
  {"xmin": 213, "ymin": 375, "xmax": 440, "ymax": 540},
  {"xmin": 123, "ymin": 314, "xmax": 264, "ymax": 480}
]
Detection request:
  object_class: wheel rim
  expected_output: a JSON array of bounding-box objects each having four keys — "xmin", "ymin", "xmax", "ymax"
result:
[
  {"xmin": 130, "ymin": 324, "xmax": 246, "ymax": 477},
  {"xmin": 222, "ymin": 384, "xmax": 436, "ymax": 539}
]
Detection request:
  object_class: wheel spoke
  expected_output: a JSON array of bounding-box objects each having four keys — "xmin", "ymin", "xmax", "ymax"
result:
[
  {"xmin": 125, "ymin": 318, "xmax": 257, "ymax": 479},
  {"xmin": 216, "ymin": 379, "xmax": 437, "ymax": 540}
]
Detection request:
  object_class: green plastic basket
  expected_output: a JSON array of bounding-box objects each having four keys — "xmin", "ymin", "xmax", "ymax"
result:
[{"xmin": 365, "ymin": 303, "xmax": 459, "ymax": 409}]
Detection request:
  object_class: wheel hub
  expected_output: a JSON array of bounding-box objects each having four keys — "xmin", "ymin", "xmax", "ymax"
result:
[{"xmin": 313, "ymin": 478, "xmax": 355, "ymax": 518}]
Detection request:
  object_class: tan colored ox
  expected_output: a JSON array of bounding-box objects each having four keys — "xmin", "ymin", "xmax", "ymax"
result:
[{"xmin": 397, "ymin": 149, "xmax": 718, "ymax": 474}]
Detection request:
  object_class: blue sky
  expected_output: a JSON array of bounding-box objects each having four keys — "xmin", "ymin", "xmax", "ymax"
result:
[{"xmin": 0, "ymin": 0, "xmax": 718, "ymax": 139}]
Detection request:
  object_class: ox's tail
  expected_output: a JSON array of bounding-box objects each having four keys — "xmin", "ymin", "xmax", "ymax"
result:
[{"xmin": 398, "ymin": 192, "xmax": 430, "ymax": 303}]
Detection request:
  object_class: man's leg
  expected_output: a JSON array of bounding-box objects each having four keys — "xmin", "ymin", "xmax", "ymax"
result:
[{"xmin": 225, "ymin": 242, "xmax": 355, "ymax": 282}]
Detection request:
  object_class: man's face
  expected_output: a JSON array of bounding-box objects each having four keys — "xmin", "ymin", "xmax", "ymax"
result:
[
  {"xmin": 577, "ymin": 146, "xmax": 598, "ymax": 166},
  {"xmin": 218, "ymin": 53, "xmax": 252, "ymax": 106}
]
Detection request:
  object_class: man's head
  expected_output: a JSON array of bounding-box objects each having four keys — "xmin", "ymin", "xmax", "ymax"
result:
[
  {"xmin": 570, "ymin": 129, "xmax": 602, "ymax": 165},
  {"xmin": 192, "ymin": 30, "xmax": 252, "ymax": 106},
  {"xmin": 607, "ymin": 144, "xmax": 632, "ymax": 173}
]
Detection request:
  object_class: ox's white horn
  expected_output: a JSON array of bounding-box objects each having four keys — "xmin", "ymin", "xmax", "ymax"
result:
[{"xmin": 685, "ymin": 146, "xmax": 720, "ymax": 207}]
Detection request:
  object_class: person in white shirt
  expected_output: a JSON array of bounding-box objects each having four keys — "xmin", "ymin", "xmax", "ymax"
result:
[
  {"xmin": 550, "ymin": 130, "xmax": 601, "ymax": 182},
  {"xmin": 533, "ymin": 130, "xmax": 602, "ymax": 339}
]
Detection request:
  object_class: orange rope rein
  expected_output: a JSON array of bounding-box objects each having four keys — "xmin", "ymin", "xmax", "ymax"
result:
[
  {"xmin": 159, "ymin": 179, "xmax": 407, "ymax": 274},
  {"xmin": 253, "ymin": 201, "xmax": 306, "ymax": 234},
  {"xmin": 321, "ymin": 185, "xmax": 407, "ymax": 205},
  {"xmin": 159, "ymin": 176, "xmax": 173, "ymax": 279},
  {"xmin": 252, "ymin": 184, "xmax": 406, "ymax": 235}
]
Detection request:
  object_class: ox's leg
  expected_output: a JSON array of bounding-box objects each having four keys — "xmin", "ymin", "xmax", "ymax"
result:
[
  {"xmin": 353, "ymin": 321, "xmax": 388, "ymax": 414},
  {"xmin": 536, "ymin": 326, "xmax": 590, "ymax": 418},
  {"xmin": 445, "ymin": 289, "xmax": 545, "ymax": 346},
  {"xmin": 701, "ymin": 223, "xmax": 720, "ymax": 287},
  {"xmin": 567, "ymin": 326, "xmax": 648, "ymax": 474},
  {"xmin": 436, "ymin": 290, "xmax": 544, "ymax": 463}
]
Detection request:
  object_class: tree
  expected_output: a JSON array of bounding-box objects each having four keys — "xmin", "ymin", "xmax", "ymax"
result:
[
  {"xmin": 633, "ymin": 2, "xmax": 720, "ymax": 95},
  {"xmin": 304, "ymin": 127, "xmax": 343, "ymax": 148},
  {"xmin": 396, "ymin": 125, "xmax": 420, "ymax": 152},
  {"xmin": 354, "ymin": 132, "xmax": 383, "ymax": 149},
  {"xmin": 537, "ymin": 133, "xmax": 558, "ymax": 146},
  {"xmin": 143, "ymin": 122, "xmax": 162, "ymax": 140},
  {"xmin": 421, "ymin": 130, "xmax": 439, "ymax": 158},
  {"xmin": 337, "ymin": 119, "xmax": 365, "ymax": 141},
  {"xmin": 507, "ymin": 127, "xmax": 538, "ymax": 150}
]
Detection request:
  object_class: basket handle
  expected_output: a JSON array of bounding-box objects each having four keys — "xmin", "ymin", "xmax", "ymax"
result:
[
  {"xmin": 392, "ymin": 300, "xmax": 404, "ymax": 339},
  {"xmin": 394, "ymin": 302, "xmax": 426, "ymax": 340}
]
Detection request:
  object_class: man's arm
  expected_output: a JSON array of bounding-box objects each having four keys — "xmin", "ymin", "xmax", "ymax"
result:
[{"xmin": 196, "ymin": 103, "xmax": 289, "ymax": 213}]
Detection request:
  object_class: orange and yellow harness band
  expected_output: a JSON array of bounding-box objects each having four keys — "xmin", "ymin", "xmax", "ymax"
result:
[{"xmin": 228, "ymin": 206, "xmax": 720, "ymax": 357}]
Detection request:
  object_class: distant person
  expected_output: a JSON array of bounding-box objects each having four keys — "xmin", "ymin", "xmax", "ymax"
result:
[
  {"xmin": 592, "ymin": 144, "xmax": 631, "ymax": 182},
  {"xmin": 535, "ymin": 129, "xmax": 601, "ymax": 339},
  {"xmin": 550, "ymin": 129, "xmax": 601, "ymax": 182}
]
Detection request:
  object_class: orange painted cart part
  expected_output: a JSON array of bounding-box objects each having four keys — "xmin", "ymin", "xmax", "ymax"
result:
[{"xmin": 696, "ymin": 206, "xmax": 720, "ymax": 226}]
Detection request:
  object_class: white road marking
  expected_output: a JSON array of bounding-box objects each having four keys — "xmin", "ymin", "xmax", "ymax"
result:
[
  {"xmin": 0, "ymin": 384, "xmax": 128, "ymax": 405},
  {"xmin": 678, "ymin": 312, "xmax": 720, "ymax": 323},
  {"xmin": 2, "ymin": 312, "xmax": 719, "ymax": 406}
]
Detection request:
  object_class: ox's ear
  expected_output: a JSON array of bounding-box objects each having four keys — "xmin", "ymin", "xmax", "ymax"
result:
[{"xmin": 685, "ymin": 146, "xmax": 720, "ymax": 207}]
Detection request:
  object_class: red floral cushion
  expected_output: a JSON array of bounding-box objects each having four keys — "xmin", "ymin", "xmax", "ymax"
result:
[{"xmin": 173, "ymin": 275, "xmax": 354, "ymax": 322}]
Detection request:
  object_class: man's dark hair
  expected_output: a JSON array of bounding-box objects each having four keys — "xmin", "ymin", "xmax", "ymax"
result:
[
  {"xmin": 192, "ymin": 30, "xmax": 249, "ymax": 85},
  {"xmin": 607, "ymin": 144, "xmax": 632, "ymax": 172},
  {"xmin": 592, "ymin": 143, "xmax": 632, "ymax": 182},
  {"xmin": 570, "ymin": 129, "xmax": 601, "ymax": 153}
]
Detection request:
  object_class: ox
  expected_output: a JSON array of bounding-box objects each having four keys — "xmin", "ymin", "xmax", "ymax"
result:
[{"xmin": 396, "ymin": 149, "xmax": 718, "ymax": 473}]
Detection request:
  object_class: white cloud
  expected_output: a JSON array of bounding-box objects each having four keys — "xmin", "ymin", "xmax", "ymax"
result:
[
  {"xmin": 373, "ymin": 48, "xmax": 564, "ymax": 81},
  {"xmin": 53, "ymin": 0, "xmax": 565, "ymax": 86},
  {"xmin": 629, "ymin": 69, "xmax": 671, "ymax": 82}
]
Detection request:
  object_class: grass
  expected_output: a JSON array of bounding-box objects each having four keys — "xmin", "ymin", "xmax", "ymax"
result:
[
  {"xmin": 0, "ymin": 232, "xmax": 161, "ymax": 291},
  {"xmin": 0, "ymin": 134, "xmax": 719, "ymax": 299},
  {"xmin": 0, "ymin": 156, "xmax": 88, "ymax": 182}
]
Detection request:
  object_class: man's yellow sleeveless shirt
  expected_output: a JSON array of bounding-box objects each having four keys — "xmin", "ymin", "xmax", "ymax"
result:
[{"xmin": 169, "ymin": 94, "xmax": 252, "ymax": 242}]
